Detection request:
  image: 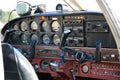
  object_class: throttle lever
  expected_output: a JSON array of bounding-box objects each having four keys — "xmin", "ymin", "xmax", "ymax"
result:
[
  {"xmin": 60, "ymin": 29, "xmax": 72, "ymax": 48},
  {"xmin": 60, "ymin": 29, "xmax": 75, "ymax": 55}
]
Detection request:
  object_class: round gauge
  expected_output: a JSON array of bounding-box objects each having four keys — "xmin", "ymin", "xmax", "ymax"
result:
[
  {"xmin": 30, "ymin": 21, "xmax": 38, "ymax": 30},
  {"xmin": 31, "ymin": 34, "xmax": 38, "ymax": 44},
  {"xmin": 82, "ymin": 64, "xmax": 89, "ymax": 73},
  {"xmin": 40, "ymin": 60, "xmax": 48, "ymax": 70},
  {"xmin": 41, "ymin": 21, "xmax": 50, "ymax": 32},
  {"xmin": 13, "ymin": 24, "xmax": 19, "ymax": 30},
  {"xmin": 20, "ymin": 21, "xmax": 28, "ymax": 31},
  {"xmin": 21, "ymin": 34, "xmax": 29, "ymax": 44},
  {"xmin": 53, "ymin": 34, "xmax": 60, "ymax": 45},
  {"xmin": 42, "ymin": 34, "xmax": 50, "ymax": 45},
  {"xmin": 51, "ymin": 21, "xmax": 60, "ymax": 31}
]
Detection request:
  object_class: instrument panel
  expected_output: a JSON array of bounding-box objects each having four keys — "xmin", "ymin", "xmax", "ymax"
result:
[
  {"xmin": 3, "ymin": 11, "xmax": 117, "ymax": 60},
  {"xmin": 2, "ymin": 11, "xmax": 120, "ymax": 80},
  {"xmin": 5, "ymin": 13, "xmax": 116, "ymax": 48}
]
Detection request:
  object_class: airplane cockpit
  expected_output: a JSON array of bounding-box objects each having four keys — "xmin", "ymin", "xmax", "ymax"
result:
[{"xmin": 1, "ymin": 0, "xmax": 120, "ymax": 80}]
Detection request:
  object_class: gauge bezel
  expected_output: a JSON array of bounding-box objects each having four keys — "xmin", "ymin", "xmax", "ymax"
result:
[
  {"xmin": 51, "ymin": 20, "xmax": 60, "ymax": 32},
  {"xmin": 53, "ymin": 34, "xmax": 61, "ymax": 46},
  {"xmin": 20, "ymin": 33, "xmax": 29, "ymax": 44},
  {"xmin": 13, "ymin": 24, "xmax": 19, "ymax": 30},
  {"xmin": 30, "ymin": 34, "xmax": 39, "ymax": 44},
  {"xmin": 41, "ymin": 21, "xmax": 50, "ymax": 32},
  {"xmin": 42, "ymin": 34, "xmax": 50, "ymax": 45},
  {"xmin": 30, "ymin": 21, "xmax": 38, "ymax": 31},
  {"xmin": 81, "ymin": 64, "xmax": 89, "ymax": 73},
  {"xmin": 20, "ymin": 21, "xmax": 28, "ymax": 31}
]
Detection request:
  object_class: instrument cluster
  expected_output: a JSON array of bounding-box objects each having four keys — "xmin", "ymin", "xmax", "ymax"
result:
[{"xmin": 10, "ymin": 16, "xmax": 62, "ymax": 46}]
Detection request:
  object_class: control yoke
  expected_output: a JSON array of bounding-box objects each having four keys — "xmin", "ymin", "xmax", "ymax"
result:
[{"xmin": 60, "ymin": 29, "xmax": 99, "ymax": 63}]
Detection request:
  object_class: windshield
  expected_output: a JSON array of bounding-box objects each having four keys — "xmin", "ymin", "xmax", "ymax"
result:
[
  {"xmin": 104, "ymin": 0, "xmax": 120, "ymax": 36},
  {"xmin": 0, "ymin": 0, "xmax": 101, "ymax": 12}
]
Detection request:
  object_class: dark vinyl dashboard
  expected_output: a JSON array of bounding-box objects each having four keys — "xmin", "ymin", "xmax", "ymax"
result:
[
  {"xmin": 2, "ymin": 11, "xmax": 116, "ymax": 48},
  {"xmin": 2, "ymin": 11, "xmax": 120, "ymax": 80}
]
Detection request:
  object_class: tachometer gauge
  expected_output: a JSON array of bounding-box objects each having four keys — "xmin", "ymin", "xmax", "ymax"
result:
[
  {"xmin": 51, "ymin": 21, "xmax": 60, "ymax": 31},
  {"xmin": 21, "ymin": 34, "xmax": 29, "ymax": 44},
  {"xmin": 42, "ymin": 34, "xmax": 50, "ymax": 45},
  {"xmin": 53, "ymin": 34, "xmax": 60, "ymax": 45},
  {"xmin": 41, "ymin": 21, "xmax": 50, "ymax": 32},
  {"xmin": 20, "ymin": 21, "xmax": 28, "ymax": 31},
  {"xmin": 13, "ymin": 24, "xmax": 19, "ymax": 30},
  {"xmin": 31, "ymin": 34, "xmax": 38, "ymax": 44},
  {"xmin": 30, "ymin": 21, "xmax": 38, "ymax": 30}
]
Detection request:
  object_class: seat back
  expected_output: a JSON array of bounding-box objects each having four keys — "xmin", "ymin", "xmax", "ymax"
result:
[
  {"xmin": 2, "ymin": 43, "xmax": 38, "ymax": 80},
  {"xmin": 2, "ymin": 43, "xmax": 21, "ymax": 80}
]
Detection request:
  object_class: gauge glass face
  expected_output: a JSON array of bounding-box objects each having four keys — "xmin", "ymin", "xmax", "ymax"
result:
[
  {"xmin": 42, "ymin": 34, "xmax": 50, "ymax": 45},
  {"xmin": 13, "ymin": 24, "xmax": 19, "ymax": 30},
  {"xmin": 41, "ymin": 21, "xmax": 50, "ymax": 32},
  {"xmin": 21, "ymin": 34, "xmax": 29, "ymax": 44},
  {"xmin": 82, "ymin": 65, "xmax": 89, "ymax": 73},
  {"xmin": 20, "ymin": 21, "xmax": 28, "ymax": 31},
  {"xmin": 30, "ymin": 21, "xmax": 38, "ymax": 30},
  {"xmin": 31, "ymin": 34, "xmax": 38, "ymax": 43},
  {"xmin": 53, "ymin": 34, "xmax": 60, "ymax": 45},
  {"xmin": 51, "ymin": 21, "xmax": 60, "ymax": 31}
]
